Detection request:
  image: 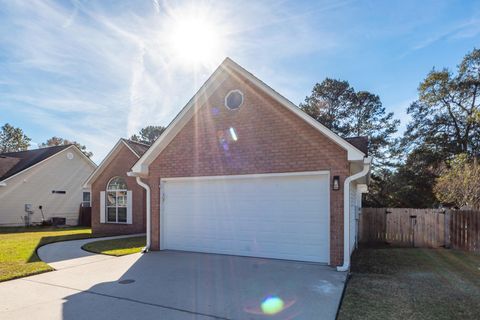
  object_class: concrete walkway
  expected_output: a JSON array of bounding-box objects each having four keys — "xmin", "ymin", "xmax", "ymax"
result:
[
  {"xmin": 37, "ymin": 234, "xmax": 144, "ymax": 270},
  {"xmin": 1, "ymin": 236, "xmax": 347, "ymax": 320}
]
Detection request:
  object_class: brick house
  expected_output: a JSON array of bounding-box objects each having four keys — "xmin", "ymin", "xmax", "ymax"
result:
[
  {"xmin": 129, "ymin": 58, "xmax": 371, "ymax": 269},
  {"xmin": 84, "ymin": 139, "xmax": 149, "ymax": 235}
]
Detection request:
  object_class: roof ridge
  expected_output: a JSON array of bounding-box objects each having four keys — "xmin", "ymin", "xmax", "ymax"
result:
[
  {"xmin": 122, "ymin": 138, "xmax": 151, "ymax": 147},
  {"xmin": 131, "ymin": 57, "xmax": 366, "ymax": 174},
  {"xmin": 0, "ymin": 144, "xmax": 74, "ymax": 181},
  {"xmin": 223, "ymin": 58, "xmax": 367, "ymax": 158},
  {"xmin": 0, "ymin": 144, "xmax": 71, "ymax": 156}
]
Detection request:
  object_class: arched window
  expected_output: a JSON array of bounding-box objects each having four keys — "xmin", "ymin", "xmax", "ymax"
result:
[{"xmin": 106, "ymin": 177, "xmax": 128, "ymax": 223}]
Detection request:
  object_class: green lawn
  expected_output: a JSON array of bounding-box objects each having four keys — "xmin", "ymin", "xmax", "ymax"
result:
[
  {"xmin": 338, "ymin": 246, "xmax": 480, "ymax": 320},
  {"xmin": 0, "ymin": 227, "xmax": 92, "ymax": 282},
  {"xmin": 82, "ymin": 236, "xmax": 146, "ymax": 256}
]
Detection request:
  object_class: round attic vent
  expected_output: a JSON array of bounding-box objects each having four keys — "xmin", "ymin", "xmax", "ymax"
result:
[
  {"xmin": 225, "ymin": 90, "xmax": 244, "ymax": 110},
  {"xmin": 66, "ymin": 152, "xmax": 74, "ymax": 160}
]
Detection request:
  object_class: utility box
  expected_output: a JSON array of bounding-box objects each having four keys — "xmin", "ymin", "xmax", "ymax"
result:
[
  {"xmin": 23, "ymin": 204, "xmax": 34, "ymax": 226},
  {"xmin": 51, "ymin": 217, "xmax": 66, "ymax": 226}
]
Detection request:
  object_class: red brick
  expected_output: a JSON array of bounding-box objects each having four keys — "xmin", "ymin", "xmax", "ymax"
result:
[
  {"xmin": 91, "ymin": 144, "xmax": 146, "ymax": 235},
  {"xmin": 145, "ymin": 71, "xmax": 349, "ymax": 266}
]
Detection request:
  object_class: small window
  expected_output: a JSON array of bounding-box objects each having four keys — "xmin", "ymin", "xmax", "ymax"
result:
[
  {"xmin": 82, "ymin": 192, "xmax": 91, "ymax": 207},
  {"xmin": 106, "ymin": 177, "xmax": 128, "ymax": 223},
  {"xmin": 225, "ymin": 90, "xmax": 244, "ymax": 110}
]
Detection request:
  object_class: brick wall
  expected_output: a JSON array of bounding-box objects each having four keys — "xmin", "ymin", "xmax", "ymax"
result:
[
  {"xmin": 91, "ymin": 144, "xmax": 146, "ymax": 235},
  {"xmin": 146, "ymin": 71, "xmax": 349, "ymax": 266}
]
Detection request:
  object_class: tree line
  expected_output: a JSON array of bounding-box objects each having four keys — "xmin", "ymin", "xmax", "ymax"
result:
[
  {"xmin": 0, "ymin": 123, "xmax": 165, "ymax": 159},
  {"xmin": 2, "ymin": 48, "xmax": 479, "ymax": 209},
  {"xmin": 0, "ymin": 124, "xmax": 94, "ymax": 158},
  {"xmin": 300, "ymin": 48, "xmax": 480, "ymax": 209}
]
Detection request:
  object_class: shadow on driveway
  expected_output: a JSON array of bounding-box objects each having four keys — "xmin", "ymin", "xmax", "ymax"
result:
[{"xmin": 62, "ymin": 251, "xmax": 347, "ymax": 320}]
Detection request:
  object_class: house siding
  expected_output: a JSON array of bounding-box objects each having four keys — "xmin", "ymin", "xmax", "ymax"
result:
[
  {"xmin": 91, "ymin": 144, "xmax": 146, "ymax": 235},
  {"xmin": 0, "ymin": 148, "xmax": 95, "ymax": 226},
  {"xmin": 146, "ymin": 71, "xmax": 349, "ymax": 266}
]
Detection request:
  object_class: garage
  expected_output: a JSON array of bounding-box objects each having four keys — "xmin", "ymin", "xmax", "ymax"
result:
[{"xmin": 160, "ymin": 171, "xmax": 330, "ymax": 263}]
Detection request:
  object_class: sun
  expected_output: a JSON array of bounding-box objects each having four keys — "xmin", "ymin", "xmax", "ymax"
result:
[{"xmin": 165, "ymin": 8, "xmax": 225, "ymax": 68}]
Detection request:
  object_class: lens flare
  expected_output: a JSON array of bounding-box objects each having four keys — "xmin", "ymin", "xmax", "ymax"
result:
[
  {"xmin": 229, "ymin": 127, "xmax": 238, "ymax": 141},
  {"xmin": 211, "ymin": 107, "xmax": 220, "ymax": 116},
  {"xmin": 163, "ymin": 4, "xmax": 229, "ymax": 68},
  {"xmin": 261, "ymin": 296, "xmax": 285, "ymax": 315}
]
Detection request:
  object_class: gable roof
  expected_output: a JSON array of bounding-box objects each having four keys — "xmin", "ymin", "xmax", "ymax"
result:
[
  {"xmin": 0, "ymin": 156, "xmax": 21, "ymax": 178},
  {"xmin": 122, "ymin": 139, "xmax": 150, "ymax": 157},
  {"xmin": 0, "ymin": 145, "xmax": 96, "ymax": 183},
  {"xmin": 345, "ymin": 136, "xmax": 368, "ymax": 156},
  {"xmin": 131, "ymin": 58, "xmax": 366, "ymax": 176},
  {"xmin": 0, "ymin": 145, "xmax": 71, "ymax": 181},
  {"xmin": 83, "ymin": 139, "xmax": 151, "ymax": 188}
]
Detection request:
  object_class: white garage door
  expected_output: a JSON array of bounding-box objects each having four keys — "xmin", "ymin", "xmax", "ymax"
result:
[{"xmin": 161, "ymin": 172, "xmax": 330, "ymax": 263}]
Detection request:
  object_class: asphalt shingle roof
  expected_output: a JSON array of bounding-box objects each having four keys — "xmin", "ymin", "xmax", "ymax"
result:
[
  {"xmin": 122, "ymin": 139, "xmax": 150, "ymax": 157},
  {"xmin": 345, "ymin": 136, "xmax": 369, "ymax": 156},
  {"xmin": 0, "ymin": 145, "xmax": 72, "ymax": 181}
]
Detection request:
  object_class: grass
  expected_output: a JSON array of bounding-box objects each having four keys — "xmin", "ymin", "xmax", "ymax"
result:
[
  {"xmin": 338, "ymin": 246, "xmax": 480, "ymax": 320},
  {"xmin": 82, "ymin": 236, "xmax": 146, "ymax": 256},
  {"xmin": 0, "ymin": 226, "xmax": 92, "ymax": 282}
]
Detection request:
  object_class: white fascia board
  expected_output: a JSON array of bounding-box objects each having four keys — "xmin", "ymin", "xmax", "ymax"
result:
[
  {"xmin": 83, "ymin": 139, "xmax": 138, "ymax": 188},
  {"xmin": 71, "ymin": 145, "xmax": 97, "ymax": 169},
  {"xmin": 121, "ymin": 139, "xmax": 141, "ymax": 158},
  {"xmin": 131, "ymin": 63, "xmax": 229, "ymax": 175},
  {"xmin": 131, "ymin": 58, "xmax": 365, "ymax": 175},
  {"xmin": 222, "ymin": 58, "xmax": 366, "ymax": 161}
]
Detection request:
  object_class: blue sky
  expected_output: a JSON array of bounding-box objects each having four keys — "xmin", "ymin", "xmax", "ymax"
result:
[{"xmin": 1, "ymin": 0, "xmax": 480, "ymax": 163}]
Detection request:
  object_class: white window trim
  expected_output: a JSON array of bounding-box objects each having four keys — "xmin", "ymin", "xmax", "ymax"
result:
[
  {"xmin": 106, "ymin": 177, "xmax": 129, "ymax": 224},
  {"xmin": 83, "ymin": 139, "xmax": 140, "ymax": 188},
  {"xmin": 224, "ymin": 89, "xmax": 244, "ymax": 110},
  {"xmin": 82, "ymin": 191, "xmax": 91, "ymax": 207}
]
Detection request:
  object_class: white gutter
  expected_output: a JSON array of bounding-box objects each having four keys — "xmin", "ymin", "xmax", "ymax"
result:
[
  {"xmin": 337, "ymin": 157, "xmax": 372, "ymax": 272},
  {"xmin": 128, "ymin": 173, "xmax": 151, "ymax": 252}
]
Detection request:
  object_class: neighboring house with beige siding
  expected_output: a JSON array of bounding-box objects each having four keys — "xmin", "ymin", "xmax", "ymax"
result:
[{"xmin": 0, "ymin": 145, "xmax": 96, "ymax": 226}]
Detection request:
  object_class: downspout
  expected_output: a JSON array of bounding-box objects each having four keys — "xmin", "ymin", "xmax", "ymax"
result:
[
  {"xmin": 133, "ymin": 176, "xmax": 151, "ymax": 252},
  {"xmin": 337, "ymin": 157, "xmax": 372, "ymax": 272}
]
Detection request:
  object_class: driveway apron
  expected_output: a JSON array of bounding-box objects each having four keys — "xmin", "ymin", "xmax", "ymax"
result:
[{"xmin": 1, "ymin": 237, "xmax": 347, "ymax": 320}]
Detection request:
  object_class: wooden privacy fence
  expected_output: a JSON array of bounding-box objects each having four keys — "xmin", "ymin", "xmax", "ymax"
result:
[
  {"xmin": 78, "ymin": 205, "xmax": 92, "ymax": 227},
  {"xmin": 359, "ymin": 208, "xmax": 480, "ymax": 253},
  {"xmin": 449, "ymin": 210, "xmax": 480, "ymax": 252}
]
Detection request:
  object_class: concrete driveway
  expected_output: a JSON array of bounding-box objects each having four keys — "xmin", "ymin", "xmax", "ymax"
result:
[
  {"xmin": 37, "ymin": 234, "xmax": 144, "ymax": 270},
  {"xmin": 0, "ymin": 238, "xmax": 347, "ymax": 320}
]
